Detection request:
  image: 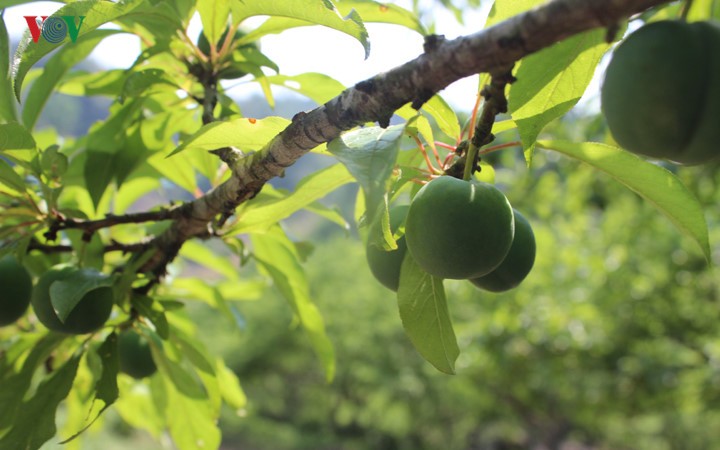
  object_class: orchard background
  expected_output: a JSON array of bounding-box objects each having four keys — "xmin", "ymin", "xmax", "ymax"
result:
[{"xmin": 1, "ymin": 0, "xmax": 720, "ymax": 449}]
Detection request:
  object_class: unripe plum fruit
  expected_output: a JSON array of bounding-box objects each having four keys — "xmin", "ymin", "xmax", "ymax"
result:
[
  {"xmin": 470, "ymin": 209, "xmax": 536, "ymax": 292},
  {"xmin": 0, "ymin": 255, "xmax": 33, "ymax": 327},
  {"xmin": 32, "ymin": 265, "xmax": 113, "ymax": 334},
  {"xmin": 405, "ymin": 176, "xmax": 514, "ymax": 280},
  {"xmin": 601, "ymin": 20, "xmax": 720, "ymax": 165},
  {"xmin": 118, "ymin": 329, "xmax": 157, "ymax": 379},
  {"xmin": 366, "ymin": 205, "xmax": 410, "ymax": 291}
]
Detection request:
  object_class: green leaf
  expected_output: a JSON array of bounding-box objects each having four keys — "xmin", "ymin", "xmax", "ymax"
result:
[
  {"xmin": 397, "ymin": 254, "xmax": 459, "ymax": 375},
  {"xmin": 0, "ymin": 333, "xmax": 64, "ymax": 432},
  {"xmin": 328, "ymin": 124, "xmax": 404, "ymax": 223},
  {"xmin": 0, "ymin": 353, "xmax": 81, "ymax": 450},
  {"xmin": 215, "ymin": 358, "xmax": 246, "ymax": 410},
  {"xmin": 119, "ymin": 69, "xmax": 178, "ymax": 104},
  {"xmin": 687, "ymin": 0, "xmax": 715, "ymax": 20},
  {"xmin": 230, "ymin": 0, "xmax": 370, "ymax": 58},
  {"xmin": 179, "ymin": 241, "xmax": 239, "ymax": 280},
  {"xmin": 0, "ymin": 123, "xmax": 36, "ymax": 163},
  {"xmin": 131, "ymin": 296, "xmax": 170, "ymax": 340},
  {"xmin": 266, "ymin": 73, "xmax": 346, "ymax": 104},
  {"xmin": 83, "ymin": 150, "xmax": 116, "ymax": 210},
  {"xmin": 508, "ymin": 29, "xmax": 609, "ymax": 156},
  {"xmin": 252, "ymin": 225, "xmax": 335, "ymax": 381},
  {"xmin": 485, "ymin": 0, "xmax": 544, "ymax": 27},
  {"xmin": 169, "ymin": 116, "xmax": 290, "ymax": 157},
  {"xmin": 0, "ymin": 13, "xmax": 17, "ymax": 122},
  {"xmin": 163, "ymin": 377, "xmax": 221, "ymax": 450},
  {"xmin": 0, "ymin": 158, "xmax": 27, "ymax": 193},
  {"xmin": 57, "ymin": 69, "xmax": 127, "ymax": 97},
  {"xmin": 422, "ymin": 95, "xmax": 460, "ymax": 140},
  {"xmin": 22, "ymin": 29, "xmax": 121, "ymax": 130},
  {"xmin": 242, "ymin": 0, "xmax": 424, "ymax": 44},
  {"xmin": 12, "ymin": 0, "xmax": 145, "ymax": 100},
  {"xmin": 229, "ymin": 163, "xmax": 354, "ymax": 234},
  {"xmin": 49, "ymin": 268, "xmax": 113, "ymax": 323},
  {"xmin": 197, "ymin": 0, "xmax": 230, "ymax": 47},
  {"xmin": 150, "ymin": 338, "xmax": 208, "ymax": 400},
  {"xmin": 95, "ymin": 332, "xmax": 120, "ymax": 406},
  {"xmin": 170, "ymin": 332, "xmax": 216, "ymax": 375},
  {"xmin": 59, "ymin": 333, "xmax": 120, "ymax": 444},
  {"xmin": 538, "ymin": 140, "xmax": 711, "ymax": 260}
]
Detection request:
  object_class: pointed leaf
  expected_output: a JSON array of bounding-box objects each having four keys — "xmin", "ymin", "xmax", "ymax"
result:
[
  {"xmin": 242, "ymin": 0, "xmax": 424, "ymax": 44},
  {"xmin": 59, "ymin": 333, "xmax": 120, "ymax": 444},
  {"xmin": 49, "ymin": 268, "xmax": 113, "ymax": 323},
  {"xmin": 169, "ymin": 116, "xmax": 289, "ymax": 157},
  {"xmin": 231, "ymin": 0, "xmax": 370, "ymax": 58},
  {"xmin": 216, "ymin": 359, "xmax": 247, "ymax": 410},
  {"xmin": 150, "ymin": 338, "xmax": 208, "ymax": 400},
  {"xmin": 197, "ymin": 0, "xmax": 230, "ymax": 47},
  {"xmin": 266, "ymin": 73, "xmax": 345, "ymax": 104},
  {"xmin": 0, "ymin": 13, "xmax": 17, "ymax": 122},
  {"xmin": 83, "ymin": 150, "xmax": 116, "ymax": 210},
  {"xmin": 397, "ymin": 254, "xmax": 458, "ymax": 375},
  {"xmin": 131, "ymin": 296, "xmax": 170, "ymax": 340},
  {"xmin": 0, "ymin": 353, "xmax": 81, "ymax": 450},
  {"xmin": 538, "ymin": 140, "xmax": 711, "ymax": 260},
  {"xmin": 22, "ymin": 29, "xmax": 121, "ymax": 130},
  {"xmin": 12, "ymin": 0, "xmax": 144, "ymax": 99},
  {"xmin": 179, "ymin": 241, "xmax": 239, "ymax": 280},
  {"xmin": 0, "ymin": 158, "xmax": 27, "ymax": 193},
  {"xmin": 0, "ymin": 334, "xmax": 64, "ymax": 431},
  {"xmin": 229, "ymin": 163, "xmax": 354, "ymax": 234},
  {"xmin": 0, "ymin": 122, "xmax": 36, "ymax": 163},
  {"xmin": 252, "ymin": 225, "xmax": 335, "ymax": 381},
  {"xmin": 328, "ymin": 124, "xmax": 404, "ymax": 221},
  {"xmin": 508, "ymin": 29, "xmax": 609, "ymax": 155},
  {"xmin": 163, "ymin": 378, "xmax": 221, "ymax": 450}
]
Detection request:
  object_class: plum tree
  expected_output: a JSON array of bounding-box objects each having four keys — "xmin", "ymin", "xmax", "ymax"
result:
[
  {"xmin": 118, "ymin": 329, "xmax": 157, "ymax": 379},
  {"xmin": 31, "ymin": 266, "xmax": 114, "ymax": 334},
  {"xmin": 470, "ymin": 209, "xmax": 536, "ymax": 293},
  {"xmin": 601, "ymin": 20, "xmax": 720, "ymax": 165},
  {"xmin": 366, "ymin": 205, "xmax": 410, "ymax": 291},
  {"xmin": 405, "ymin": 176, "xmax": 514, "ymax": 280},
  {"xmin": 0, "ymin": 255, "xmax": 32, "ymax": 327}
]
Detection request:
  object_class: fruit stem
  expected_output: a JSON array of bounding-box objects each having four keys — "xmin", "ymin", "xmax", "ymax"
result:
[{"xmin": 463, "ymin": 142, "xmax": 480, "ymax": 181}]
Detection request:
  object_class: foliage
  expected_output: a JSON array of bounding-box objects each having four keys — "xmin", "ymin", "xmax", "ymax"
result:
[{"xmin": 0, "ymin": 0, "xmax": 718, "ymax": 449}]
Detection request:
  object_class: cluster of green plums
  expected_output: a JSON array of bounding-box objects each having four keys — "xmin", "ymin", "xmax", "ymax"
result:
[
  {"xmin": 601, "ymin": 19, "xmax": 720, "ymax": 165},
  {"xmin": 367, "ymin": 176, "xmax": 536, "ymax": 293},
  {"xmin": 0, "ymin": 256, "xmax": 156, "ymax": 379}
]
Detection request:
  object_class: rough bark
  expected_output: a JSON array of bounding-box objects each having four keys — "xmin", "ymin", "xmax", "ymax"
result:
[{"xmin": 141, "ymin": 0, "xmax": 671, "ymax": 276}]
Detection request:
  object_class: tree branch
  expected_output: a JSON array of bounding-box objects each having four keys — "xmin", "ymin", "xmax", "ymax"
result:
[{"xmin": 140, "ymin": 0, "xmax": 672, "ymax": 277}]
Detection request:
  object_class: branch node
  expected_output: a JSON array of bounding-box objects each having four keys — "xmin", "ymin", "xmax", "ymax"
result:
[{"xmin": 423, "ymin": 34, "xmax": 446, "ymax": 53}]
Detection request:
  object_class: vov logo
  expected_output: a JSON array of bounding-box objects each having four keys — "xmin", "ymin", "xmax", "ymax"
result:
[{"xmin": 23, "ymin": 16, "xmax": 86, "ymax": 44}]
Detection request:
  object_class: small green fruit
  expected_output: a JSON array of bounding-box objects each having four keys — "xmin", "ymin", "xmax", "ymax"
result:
[
  {"xmin": 366, "ymin": 205, "xmax": 410, "ymax": 291},
  {"xmin": 118, "ymin": 329, "xmax": 157, "ymax": 379},
  {"xmin": 32, "ymin": 266, "xmax": 113, "ymax": 334},
  {"xmin": 0, "ymin": 255, "xmax": 33, "ymax": 327},
  {"xmin": 405, "ymin": 177, "xmax": 514, "ymax": 280},
  {"xmin": 601, "ymin": 20, "xmax": 720, "ymax": 165},
  {"xmin": 471, "ymin": 209, "xmax": 536, "ymax": 292}
]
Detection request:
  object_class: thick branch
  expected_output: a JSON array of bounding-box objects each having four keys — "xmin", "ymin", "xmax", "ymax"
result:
[{"xmin": 141, "ymin": 0, "xmax": 671, "ymax": 276}]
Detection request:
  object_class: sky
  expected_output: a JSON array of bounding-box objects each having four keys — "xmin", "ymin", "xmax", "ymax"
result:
[{"xmin": 3, "ymin": 1, "xmax": 491, "ymax": 110}]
